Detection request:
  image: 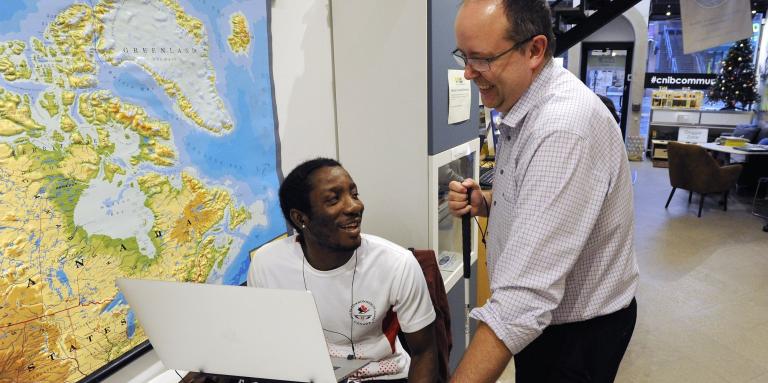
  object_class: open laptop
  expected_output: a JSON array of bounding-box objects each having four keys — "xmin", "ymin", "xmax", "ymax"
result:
[{"xmin": 116, "ymin": 278, "xmax": 369, "ymax": 383}]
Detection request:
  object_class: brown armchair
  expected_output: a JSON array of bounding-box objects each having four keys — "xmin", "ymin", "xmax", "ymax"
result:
[{"xmin": 664, "ymin": 142, "xmax": 743, "ymax": 217}]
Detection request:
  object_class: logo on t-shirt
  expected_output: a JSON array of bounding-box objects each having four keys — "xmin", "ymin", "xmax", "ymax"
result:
[{"xmin": 351, "ymin": 300, "xmax": 376, "ymax": 325}]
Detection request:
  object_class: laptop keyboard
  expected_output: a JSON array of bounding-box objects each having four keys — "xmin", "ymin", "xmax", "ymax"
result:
[{"xmin": 479, "ymin": 167, "xmax": 495, "ymax": 188}]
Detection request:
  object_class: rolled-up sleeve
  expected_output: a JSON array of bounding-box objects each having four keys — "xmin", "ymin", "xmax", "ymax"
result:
[{"xmin": 471, "ymin": 130, "xmax": 610, "ymax": 354}]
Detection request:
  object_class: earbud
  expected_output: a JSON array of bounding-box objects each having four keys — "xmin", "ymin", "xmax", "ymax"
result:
[{"xmin": 301, "ymin": 224, "xmax": 306, "ymax": 229}]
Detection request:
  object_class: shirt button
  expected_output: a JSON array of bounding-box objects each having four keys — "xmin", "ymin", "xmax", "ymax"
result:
[
  {"xmin": 499, "ymin": 169, "xmax": 504, "ymax": 175},
  {"xmin": 506, "ymin": 136, "xmax": 511, "ymax": 141},
  {"xmin": 493, "ymin": 201, "xmax": 497, "ymax": 206}
]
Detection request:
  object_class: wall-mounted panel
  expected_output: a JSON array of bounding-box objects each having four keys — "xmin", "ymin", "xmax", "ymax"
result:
[{"xmin": 428, "ymin": 0, "xmax": 479, "ymax": 155}]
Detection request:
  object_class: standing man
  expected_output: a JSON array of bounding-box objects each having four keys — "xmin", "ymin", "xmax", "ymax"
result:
[
  {"xmin": 249, "ymin": 158, "xmax": 438, "ymax": 382},
  {"xmin": 448, "ymin": 1, "xmax": 638, "ymax": 382}
]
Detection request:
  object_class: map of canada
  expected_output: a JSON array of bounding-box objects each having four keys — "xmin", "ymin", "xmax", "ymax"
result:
[{"xmin": 0, "ymin": 1, "xmax": 284, "ymax": 382}]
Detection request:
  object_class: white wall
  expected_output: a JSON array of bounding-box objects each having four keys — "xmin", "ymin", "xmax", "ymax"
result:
[
  {"xmin": 331, "ymin": 0, "xmax": 430, "ymax": 249},
  {"xmin": 588, "ymin": 15, "xmax": 635, "ymax": 41},
  {"xmin": 635, "ymin": 0, "xmax": 651, "ymax": 21},
  {"xmin": 271, "ymin": 0, "xmax": 338, "ymax": 174},
  {"xmin": 623, "ymin": 3, "xmax": 650, "ymax": 139},
  {"xmin": 102, "ymin": 2, "xmax": 337, "ymax": 382}
]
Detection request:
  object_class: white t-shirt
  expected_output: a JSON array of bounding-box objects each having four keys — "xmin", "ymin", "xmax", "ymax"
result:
[{"xmin": 247, "ymin": 233, "xmax": 436, "ymax": 380}]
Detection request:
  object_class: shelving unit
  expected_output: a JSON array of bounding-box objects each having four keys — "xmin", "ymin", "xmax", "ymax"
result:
[
  {"xmin": 646, "ymin": 108, "xmax": 754, "ymax": 156},
  {"xmin": 651, "ymin": 140, "xmax": 669, "ymax": 168}
]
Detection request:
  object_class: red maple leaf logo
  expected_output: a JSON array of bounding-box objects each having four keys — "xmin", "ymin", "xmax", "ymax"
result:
[{"xmin": 357, "ymin": 304, "xmax": 369, "ymax": 314}]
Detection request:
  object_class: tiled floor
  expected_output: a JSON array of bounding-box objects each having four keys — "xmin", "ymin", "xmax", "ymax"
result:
[{"xmin": 498, "ymin": 160, "xmax": 768, "ymax": 383}]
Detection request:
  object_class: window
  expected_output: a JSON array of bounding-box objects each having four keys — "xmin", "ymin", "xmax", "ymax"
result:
[{"xmin": 639, "ymin": 15, "xmax": 763, "ymax": 138}]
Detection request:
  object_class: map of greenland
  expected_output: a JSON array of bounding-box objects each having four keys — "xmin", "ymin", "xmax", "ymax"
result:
[
  {"xmin": 97, "ymin": 0, "xmax": 234, "ymax": 134},
  {"xmin": 0, "ymin": 1, "xmax": 281, "ymax": 382}
]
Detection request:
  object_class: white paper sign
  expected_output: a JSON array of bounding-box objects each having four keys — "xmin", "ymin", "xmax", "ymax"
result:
[
  {"xmin": 680, "ymin": 0, "xmax": 752, "ymax": 54},
  {"xmin": 448, "ymin": 69, "xmax": 471, "ymax": 124},
  {"xmin": 678, "ymin": 127, "xmax": 709, "ymax": 143}
]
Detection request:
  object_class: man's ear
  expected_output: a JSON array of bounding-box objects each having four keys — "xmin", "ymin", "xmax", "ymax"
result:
[
  {"xmin": 527, "ymin": 35, "xmax": 548, "ymax": 68},
  {"xmin": 289, "ymin": 208, "xmax": 309, "ymax": 230}
]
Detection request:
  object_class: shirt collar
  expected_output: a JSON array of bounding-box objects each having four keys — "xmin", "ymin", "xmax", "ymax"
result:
[{"xmin": 500, "ymin": 59, "xmax": 556, "ymax": 129}]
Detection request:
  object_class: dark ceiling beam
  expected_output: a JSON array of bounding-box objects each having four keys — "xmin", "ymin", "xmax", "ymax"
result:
[{"xmin": 554, "ymin": 0, "xmax": 641, "ymax": 56}]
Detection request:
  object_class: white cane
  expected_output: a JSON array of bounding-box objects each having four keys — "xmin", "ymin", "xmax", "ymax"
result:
[{"xmin": 461, "ymin": 189, "xmax": 472, "ymax": 348}]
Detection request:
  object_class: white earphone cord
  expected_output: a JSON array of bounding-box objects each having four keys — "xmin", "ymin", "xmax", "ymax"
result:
[{"xmin": 302, "ymin": 250, "xmax": 358, "ymax": 359}]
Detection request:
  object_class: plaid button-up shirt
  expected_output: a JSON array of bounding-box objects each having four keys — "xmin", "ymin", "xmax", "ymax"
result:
[{"xmin": 471, "ymin": 61, "xmax": 639, "ymax": 354}]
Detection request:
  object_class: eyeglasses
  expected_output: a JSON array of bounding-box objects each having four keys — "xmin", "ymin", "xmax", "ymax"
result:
[{"xmin": 452, "ymin": 35, "xmax": 538, "ymax": 72}]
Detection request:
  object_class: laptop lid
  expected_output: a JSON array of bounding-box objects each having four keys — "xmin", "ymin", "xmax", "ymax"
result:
[{"xmin": 116, "ymin": 279, "xmax": 367, "ymax": 383}]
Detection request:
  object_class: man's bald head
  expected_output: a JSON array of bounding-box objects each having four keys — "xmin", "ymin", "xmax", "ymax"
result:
[{"xmin": 461, "ymin": 0, "xmax": 555, "ymax": 59}]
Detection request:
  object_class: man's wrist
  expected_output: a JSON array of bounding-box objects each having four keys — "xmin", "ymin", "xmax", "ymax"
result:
[{"xmin": 480, "ymin": 191, "xmax": 491, "ymax": 217}]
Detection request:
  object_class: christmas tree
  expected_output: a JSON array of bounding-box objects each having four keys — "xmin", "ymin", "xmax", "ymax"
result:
[{"xmin": 709, "ymin": 38, "xmax": 757, "ymax": 110}]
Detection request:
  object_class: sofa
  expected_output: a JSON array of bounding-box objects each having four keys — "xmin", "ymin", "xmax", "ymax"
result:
[{"xmin": 728, "ymin": 122, "xmax": 768, "ymax": 145}]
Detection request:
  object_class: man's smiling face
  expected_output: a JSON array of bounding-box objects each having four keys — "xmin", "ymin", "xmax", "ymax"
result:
[
  {"xmin": 303, "ymin": 166, "xmax": 364, "ymax": 252},
  {"xmin": 455, "ymin": 0, "xmax": 536, "ymax": 114}
]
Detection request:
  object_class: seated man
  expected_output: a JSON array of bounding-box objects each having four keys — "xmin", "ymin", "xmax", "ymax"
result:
[{"xmin": 248, "ymin": 158, "xmax": 438, "ymax": 382}]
